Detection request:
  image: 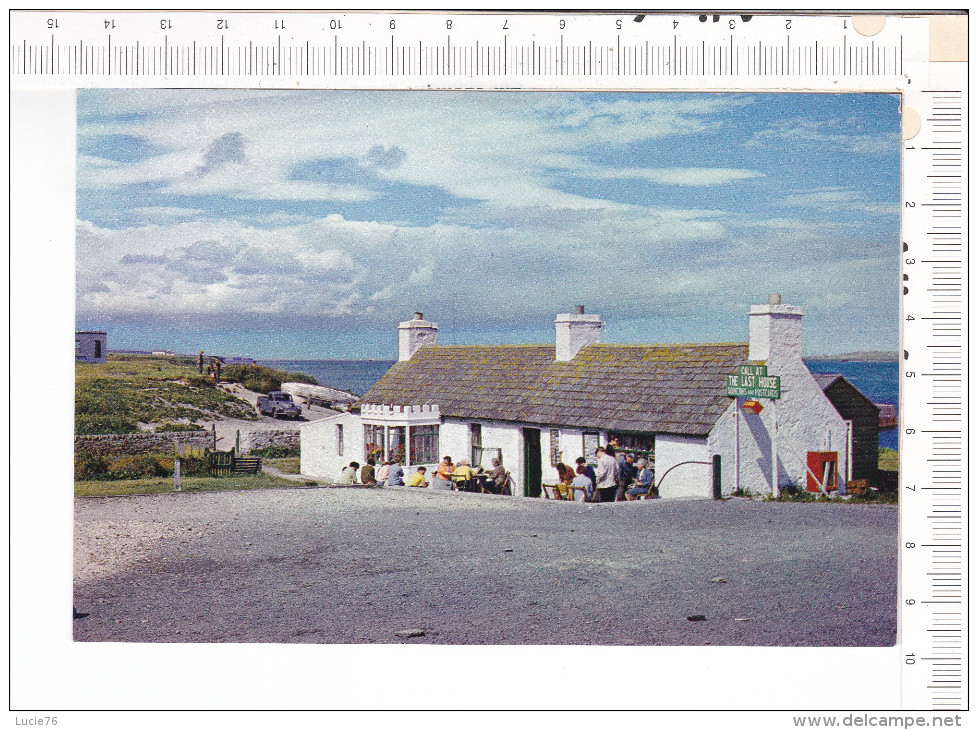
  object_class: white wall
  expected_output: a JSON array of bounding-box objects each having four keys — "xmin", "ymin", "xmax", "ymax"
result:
[
  {"xmin": 655, "ymin": 434, "xmax": 712, "ymax": 499},
  {"xmin": 708, "ymin": 358, "xmax": 850, "ymax": 497},
  {"xmin": 299, "ymin": 411, "xmax": 363, "ymax": 480}
]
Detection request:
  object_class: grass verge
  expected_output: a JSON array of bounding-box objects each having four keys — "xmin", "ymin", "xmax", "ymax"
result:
[
  {"xmin": 75, "ymin": 471, "xmax": 318, "ymax": 497},
  {"xmin": 266, "ymin": 457, "xmax": 301, "ymax": 474},
  {"xmin": 878, "ymin": 447, "xmax": 898, "ymax": 472}
]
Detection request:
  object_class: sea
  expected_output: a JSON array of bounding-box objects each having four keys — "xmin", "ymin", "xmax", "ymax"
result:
[{"xmin": 261, "ymin": 358, "xmax": 899, "ymax": 451}]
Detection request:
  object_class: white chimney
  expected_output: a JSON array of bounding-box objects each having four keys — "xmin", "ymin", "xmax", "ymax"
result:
[
  {"xmin": 748, "ymin": 294, "xmax": 803, "ymax": 364},
  {"xmin": 555, "ymin": 305, "xmax": 602, "ymax": 361},
  {"xmin": 398, "ymin": 312, "xmax": 438, "ymax": 361}
]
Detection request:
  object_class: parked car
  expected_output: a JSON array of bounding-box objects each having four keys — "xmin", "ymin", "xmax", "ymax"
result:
[{"xmin": 256, "ymin": 391, "xmax": 303, "ymax": 419}]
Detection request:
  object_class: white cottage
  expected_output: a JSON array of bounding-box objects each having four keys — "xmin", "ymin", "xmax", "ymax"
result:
[{"xmin": 300, "ymin": 300, "xmax": 852, "ymax": 499}]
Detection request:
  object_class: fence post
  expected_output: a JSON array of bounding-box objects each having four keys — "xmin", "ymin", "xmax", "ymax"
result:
[
  {"xmin": 174, "ymin": 458, "xmax": 182, "ymax": 492},
  {"xmin": 712, "ymin": 454, "xmax": 722, "ymax": 500}
]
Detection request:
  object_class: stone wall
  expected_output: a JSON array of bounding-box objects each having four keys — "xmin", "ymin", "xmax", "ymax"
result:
[
  {"xmin": 75, "ymin": 431, "xmax": 215, "ymax": 458},
  {"xmin": 240, "ymin": 429, "xmax": 301, "ymax": 454}
]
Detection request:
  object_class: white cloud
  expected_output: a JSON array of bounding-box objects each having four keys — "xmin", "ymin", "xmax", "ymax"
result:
[
  {"xmin": 747, "ymin": 117, "xmax": 898, "ymax": 155},
  {"xmin": 578, "ymin": 167, "xmax": 764, "ymax": 186},
  {"xmin": 783, "ymin": 187, "xmax": 898, "ymax": 216},
  {"xmin": 77, "ymin": 90, "xmax": 754, "ymax": 213}
]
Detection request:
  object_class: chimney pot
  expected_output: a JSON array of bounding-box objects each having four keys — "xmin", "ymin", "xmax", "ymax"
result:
[
  {"xmin": 555, "ymin": 308, "xmax": 602, "ymax": 361},
  {"xmin": 768, "ymin": 293, "xmax": 782, "ymax": 305},
  {"xmin": 399, "ymin": 313, "xmax": 438, "ymax": 360}
]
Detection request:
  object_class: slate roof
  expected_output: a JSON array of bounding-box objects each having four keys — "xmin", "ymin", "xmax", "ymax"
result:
[
  {"xmin": 813, "ymin": 373, "xmax": 879, "ymax": 409},
  {"xmin": 812, "ymin": 373, "xmax": 844, "ymax": 390},
  {"xmin": 362, "ymin": 343, "xmax": 749, "ymax": 437}
]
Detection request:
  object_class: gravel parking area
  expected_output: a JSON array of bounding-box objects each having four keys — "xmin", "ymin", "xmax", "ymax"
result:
[{"xmin": 74, "ymin": 488, "xmax": 897, "ymax": 646}]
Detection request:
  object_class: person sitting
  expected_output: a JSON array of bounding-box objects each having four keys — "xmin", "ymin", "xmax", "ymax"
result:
[
  {"xmin": 360, "ymin": 459, "xmax": 377, "ymax": 485},
  {"xmin": 385, "ymin": 457, "xmax": 405, "ymax": 486},
  {"xmin": 431, "ymin": 456, "xmax": 454, "ymax": 490},
  {"xmin": 375, "ymin": 460, "xmax": 391, "ymax": 484},
  {"xmin": 554, "ymin": 463, "xmax": 575, "ymax": 499},
  {"xmin": 406, "ymin": 466, "xmax": 428, "ymax": 488},
  {"xmin": 572, "ymin": 463, "xmax": 595, "ymax": 501},
  {"xmin": 575, "ymin": 457, "xmax": 598, "ymax": 495},
  {"xmin": 484, "ymin": 458, "xmax": 509, "ymax": 495},
  {"xmin": 452, "ymin": 459, "xmax": 476, "ymax": 490},
  {"xmin": 626, "ymin": 458, "xmax": 656, "ymax": 500},
  {"xmin": 336, "ymin": 461, "xmax": 360, "ymax": 486}
]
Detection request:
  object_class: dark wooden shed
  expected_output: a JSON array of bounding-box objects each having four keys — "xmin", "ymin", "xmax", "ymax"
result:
[{"xmin": 813, "ymin": 374, "xmax": 880, "ymax": 482}]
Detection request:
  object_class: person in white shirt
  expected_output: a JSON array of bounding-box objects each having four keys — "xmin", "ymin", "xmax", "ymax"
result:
[
  {"xmin": 336, "ymin": 462, "xmax": 359, "ymax": 486},
  {"xmin": 594, "ymin": 446, "xmax": 618, "ymax": 502}
]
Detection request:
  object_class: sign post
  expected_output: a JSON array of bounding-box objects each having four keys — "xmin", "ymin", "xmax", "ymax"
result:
[{"xmin": 726, "ymin": 365, "xmax": 782, "ymax": 497}]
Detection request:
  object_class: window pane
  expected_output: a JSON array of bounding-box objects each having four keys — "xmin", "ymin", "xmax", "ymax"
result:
[
  {"xmin": 364, "ymin": 424, "xmax": 385, "ymax": 463},
  {"xmin": 470, "ymin": 423, "xmax": 482, "ymax": 466},
  {"xmin": 388, "ymin": 426, "xmax": 406, "ymax": 463},
  {"xmin": 409, "ymin": 425, "xmax": 439, "ymax": 465}
]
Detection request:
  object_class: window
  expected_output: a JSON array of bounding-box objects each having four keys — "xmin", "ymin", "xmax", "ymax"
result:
[
  {"xmin": 582, "ymin": 432, "xmax": 600, "ymax": 464},
  {"xmin": 388, "ymin": 426, "xmax": 406, "ymax": 463},
  {"xmin": 608, "ymin": 432, "xmax": 655, "ymax": 461},
  {"xmin": 336, "ymin": 424, "xmax": 344, "ymax": 455},
  {"xmin": 409, "ymin": 425, "xmax": 439, "ymax": 465},
  {"xmin": 364, "ymin": 424, "xmax": 385, "ymax": 463},
  {"xmin": 549, "ymin": 428, "xmax": 561, "ymax": 466},
  {"xmin": 470, "ymin": 423, "xmax": 482, "ymax": 467}
]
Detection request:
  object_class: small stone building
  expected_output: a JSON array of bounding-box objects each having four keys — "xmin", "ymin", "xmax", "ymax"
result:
[
  {"xmin": 301, "ymin": 300, "xmax": 862, "ymax": 499},
  {"xmin": 75, "ymin": 331, "xmax": 107, "ymax": 364}
]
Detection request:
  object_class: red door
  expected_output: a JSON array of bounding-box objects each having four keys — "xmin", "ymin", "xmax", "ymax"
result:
[{"xmin": 807, "ymin": 451, "xmax": 838, "ymax": 492}]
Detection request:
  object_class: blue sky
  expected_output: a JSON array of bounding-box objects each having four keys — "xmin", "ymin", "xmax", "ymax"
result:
[{"xmin": 76, "ymin": 90, "xmax": 900, "ymax": 359}]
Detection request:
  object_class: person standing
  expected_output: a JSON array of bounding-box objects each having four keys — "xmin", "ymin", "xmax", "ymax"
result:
[
  {"xmin": 616, "ymin": 452, "xmax": 635, "ymax": 501},
  {"xmin": 386, "ymin": 457, "xmax": 405, "ymax": 486},
  {"xmin": 594, "ymin": 446, "xmax": 618, "ymax": 502}
]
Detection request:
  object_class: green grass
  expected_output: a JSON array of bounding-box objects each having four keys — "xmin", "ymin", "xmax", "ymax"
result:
[
  {"xmin": 75, "ymin": 354, "xmax": 258, "ymax": 434},
  {"xmin": 766, "ymin": 488, "xmax": 897, "ymax": 505},
  {"xmin": 267, "ymin": 457, "xmax": 301, "ymax": 474},
  {"xmin": 220, "ymin": 363, "xmax": 317, "ymax": 394},
  {"xmin": 75, "ymin": 471, "xmax": 318, "ymax": 497},
  {"xmin": 878, "ymin": 447, "xmax": 898, "ymax": 472}
]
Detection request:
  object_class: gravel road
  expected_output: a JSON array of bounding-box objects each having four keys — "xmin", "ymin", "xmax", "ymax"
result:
[{"xmin": 74, "ymin": 488, "xmax": 897, "ymax": 646}]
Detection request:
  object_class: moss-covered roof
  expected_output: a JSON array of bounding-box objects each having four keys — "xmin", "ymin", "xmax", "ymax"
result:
[{"xmin": 362, "ymin": 342, "xmax": 749, "ymax": 436}]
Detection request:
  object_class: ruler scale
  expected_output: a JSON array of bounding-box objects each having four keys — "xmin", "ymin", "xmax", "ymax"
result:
[
  {"xmin": 10, "ymin": 9, "xmax": 967, "ymax": 712},
  {"xmin": 902, "ymin": 78, "xmax": 968, "ymax": 710},
  {"xmin": 11, "ymin": 12, "xmax": 914, "ymax": 84}
]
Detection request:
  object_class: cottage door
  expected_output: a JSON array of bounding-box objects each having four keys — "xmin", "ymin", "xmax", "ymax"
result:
[{"xmin": 522, "ymin": 428, "xmax": 542, "ymax": 498}]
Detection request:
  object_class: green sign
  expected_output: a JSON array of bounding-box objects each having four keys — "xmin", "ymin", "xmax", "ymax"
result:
[
  {"xmin": 737, "ymin": 364, "xmax": 767, "ymax": 377},
  {"xmin": 726, "ymin": 371, "xmax": 781, "ymax": 399}
]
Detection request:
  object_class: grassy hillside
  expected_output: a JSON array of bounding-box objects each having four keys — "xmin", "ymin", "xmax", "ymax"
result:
[{"xmin": 75, "ymin": 354, "xmax": 258, "ymax": 434}]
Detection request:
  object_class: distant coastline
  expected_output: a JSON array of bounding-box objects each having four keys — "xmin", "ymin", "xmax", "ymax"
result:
[{"xmin": 806, "ymin": 351, "xmax": 899, "ymax": 363}]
